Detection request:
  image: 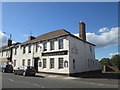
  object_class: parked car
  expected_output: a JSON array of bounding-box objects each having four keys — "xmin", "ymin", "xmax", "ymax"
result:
[
  {"xmin": 0, "ymin": 64, "xmax": 13, "ymax": 73},
  {"xmin": 14, "ymin": 66, "xmax": 36, "ymax": 76}
]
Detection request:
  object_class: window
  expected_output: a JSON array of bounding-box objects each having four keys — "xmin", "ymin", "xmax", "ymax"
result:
[
  {"xmin": 43, "ymin": 59, "xmax": 46, "ymax": 68},
  {"xmin": 22, "ymin": 59, "xmax": 25, "ymax": 66},
  {"xmin": 28, "ymin": 45, "xmax": 31, "ymax": 53},
  {"xmin": 93, "ymin": 61, "xmax": 94, "ymax": 67},
  {"xmin": 15, "ymin": 48, "xmax": 17, "ymax": 55},
  {"xmin": 39, "ymin": 61, "xmax": 42, "ymax": 67},
  {"xmin": 43, "ymin": 42, "xmax": 47, "ymax": 51},
  {"xmin": 6, "ymin": 51, "xmax": 8, "ymax": 56},
  {"xmin": 50, "ymin": 58, "xmax": 54, "ymax": 69},
  {"xmin": 28, "ymin": 59, "xmax": 31, "ymax": 66},
  {"xmin": 90, "ymin": 46, "xmax": 92, "ymax": 53},
  {"xmin": 58, "ymin": 39, "xmax": 63, "ymax": 49},
  {"xmin": 36, "ymin": 44, "xmax": 38, "ymax": 52},
  {"xmin": 23, "ymin": 46, "xmax": 26, "ymax": 54},
  {"xmin": 50, "ymin": 40, "xmax": 54, "ymax": 50},
  {"xmin": 2, "ymin": 52, "xmax": 3, "ymax": 56},
  {"xmin": 88, "ymin": 59, "xmax": 90, "ymax": 68},
  {"xmin": 91, "ymin": 59, "xmax": 92, "ymax": 67},
  {"xmin": 14, "ymin": 60, "xmax": 16, "ymax": 67},
  {"xmin": 73, "ymin": 59, "xmax": 75, "ymax": 69},
  {"xmin": 59, "ymin": 58, "xmax": 64, "ymax": 69}
]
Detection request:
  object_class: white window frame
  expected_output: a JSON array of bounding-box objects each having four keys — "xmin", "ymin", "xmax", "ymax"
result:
[
  {"xmin": 58, "ymin": 39, "xmax": 63, "ymax": 49},
  {"xmin": 43, "ymin": 59, "xmax": 46, "ymax": 68},
  {"xmin": 50, "ymin": 58, "xmax": 54, "ymax": 69},
  {"xmin": 58, "ymin": 58, "xmax": 64, "ymax": 69}
]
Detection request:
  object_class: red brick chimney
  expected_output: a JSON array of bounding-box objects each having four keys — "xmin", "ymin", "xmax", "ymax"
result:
[
  {"xmin": 79, "ymin": 21, "xmax": 86, "ymax": 41},
  {"xmin": 8, "ymin": 39, "xmax": 12, "ymax": 46},
  {"xmin": 28, "ymin": 36, "xmax": 35, "ymax": 40}
]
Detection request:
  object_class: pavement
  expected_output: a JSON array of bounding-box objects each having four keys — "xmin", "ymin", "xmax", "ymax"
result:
[{"xmin": 35, "ymin": 72, "xmax": 119, "ymax": 86}]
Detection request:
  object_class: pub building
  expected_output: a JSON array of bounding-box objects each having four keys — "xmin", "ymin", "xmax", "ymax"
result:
[{"xmin": 0, "ymin": 21, "xmax": 101, "ymax": 75}]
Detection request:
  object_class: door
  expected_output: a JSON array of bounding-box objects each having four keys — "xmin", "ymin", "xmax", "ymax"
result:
[{"xmin": 34, "ymin": 58, "xmax": 38, "ymax": 72}]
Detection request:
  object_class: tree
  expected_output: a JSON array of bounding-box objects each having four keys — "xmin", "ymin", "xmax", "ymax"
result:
[
  {"xmin": 99, "ymin": 58, "xmax": 111, "ymax": 66},
  {"xmin": 111, "ymin": 54, "xmax": 120, "ymax": 70}
]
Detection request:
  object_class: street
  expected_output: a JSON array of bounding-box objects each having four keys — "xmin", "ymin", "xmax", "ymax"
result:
[{"xmin": 1, "ymin": 72, "xmax": 118, "ymax": 88}]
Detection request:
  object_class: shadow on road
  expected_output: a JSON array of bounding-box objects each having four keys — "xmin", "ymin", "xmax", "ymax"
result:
[
  {"xmin": 23, "ymin": 75, "xmax": 45, "ymax": 78},
  {"xmin": 34, "ymin": 75, "xmax": 44, "ymax": 78},
  {"xmin": 70, "ymin": 71, "xmax": 120, "ymax": 80}
]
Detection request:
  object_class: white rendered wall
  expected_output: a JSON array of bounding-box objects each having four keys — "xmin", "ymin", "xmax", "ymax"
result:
[{"xmin": 68, "ymin": 36, "xmax": 101, "ymax": 74}]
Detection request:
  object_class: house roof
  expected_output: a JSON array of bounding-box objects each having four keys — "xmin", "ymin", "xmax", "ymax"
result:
[
  {"xmin": 0, "ymin": 29, "xmax": 95, "ymax": 50},
  {"xmin": 20, "ymin": 29, "xmax": 71, "ymax": 45},
  {"xmin": 20, "ymin": 29, "xmax": 95, "ymax": 46},
  {"xmin": 0, "ymin": 42, "xmax": 21, "ymax": 51}
]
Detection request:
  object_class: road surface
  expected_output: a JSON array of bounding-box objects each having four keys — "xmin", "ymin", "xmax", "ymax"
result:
[{"xmin": 1, "ymin": 73, "xmax": 118, "ymax": 88}]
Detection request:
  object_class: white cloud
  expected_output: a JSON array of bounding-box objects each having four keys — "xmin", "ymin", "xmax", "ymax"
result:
[
  {"xmin": 0, "ymin": 31, "xmax": 17, "ymax": 47},
  {"xmin": 23, "ymin": 34, "xmax": 29, "ymax": 37},
  {"xmin": 109, "ymin": 52, "xmax": 119, "ymax": 56},
  {"xmin": 74, "ymin": 27, "xmax": 119, "ymax": 48},
  {"xmin": 99, "ymin": 27, "xmax": 109, "ymax": 32},
  {"xmin": 0, "ymin": 31, "xmax": 8, "ymax": 47}
]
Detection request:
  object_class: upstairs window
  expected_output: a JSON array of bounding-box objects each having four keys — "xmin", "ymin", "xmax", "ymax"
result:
[
  {"xmin": 58, "ymin": 39, "xmax": 63, "ymax": 49},
  {"xmin": 6, "ymin": 51, "xmax": 8, "ymax": 56},
  {"xmin": 90, "ymin": 46, "xmax": 92, "ymax": 53},
  {"xmin": 2, "ymin": 52, "xmax": 3, "ymax": 56},
  {"xmin": 43, "ymin": 42, "xmax": 47, "ymax": 51},
  {"xmin": 23, "ymin": 46, "xmax": 26, "ymax": 54},
  {"xmin": 36, "ymin": 44, "xmax": 38, "ymax": 52},
  {"xmin": 28, "ymin": 45, "xmax": 31, "ymax": 53},
  {"xmin": 50, "ymin": 40, "xmax": 54, "ymax": 50},
  {"xmin": 15, "ymin": 48, "xmax": 17, "ymax": 55}
]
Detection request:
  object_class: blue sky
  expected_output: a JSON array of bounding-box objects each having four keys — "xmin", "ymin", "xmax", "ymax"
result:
[{"xmin": 1, "ymin": 2, "xmax": 118, "ymax": 60}]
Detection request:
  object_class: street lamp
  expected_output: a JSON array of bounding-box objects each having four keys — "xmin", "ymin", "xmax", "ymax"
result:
[{"xmin": 3, "ymin": 32, "xmax": 12, "ymax": 40}]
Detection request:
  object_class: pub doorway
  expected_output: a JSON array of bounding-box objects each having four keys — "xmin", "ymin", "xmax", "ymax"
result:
[{"xmin": 34, "ymin": 57, "xmax": 39, "ymax": 72}]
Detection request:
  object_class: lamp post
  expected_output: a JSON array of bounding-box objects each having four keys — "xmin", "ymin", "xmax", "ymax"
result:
[{"xmin": 3, "ymin": 32, "xmax": 12, "ymax": 40}]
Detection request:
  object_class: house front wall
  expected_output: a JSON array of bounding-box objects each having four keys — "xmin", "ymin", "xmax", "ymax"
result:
[{"xmin": 12, "ymin": 36, "xmax": 70, "ymax": 74}]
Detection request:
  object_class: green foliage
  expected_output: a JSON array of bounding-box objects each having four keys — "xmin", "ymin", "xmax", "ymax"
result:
[
  {"xmin": 99, "ymin": 54, "xmax": 120, "ymax": 70},
  {"xmin": 99, "ymin": 58, "xmax": 111, "ymax": 66},
  {"xmin": 111, "ymin": 54, "xmax": 120, "ymax": 70}
]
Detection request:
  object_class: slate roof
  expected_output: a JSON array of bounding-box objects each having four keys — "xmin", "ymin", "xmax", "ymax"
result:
[{"xmin": 20, "ymin": 29, "xmax": 71, "ymax": 45}]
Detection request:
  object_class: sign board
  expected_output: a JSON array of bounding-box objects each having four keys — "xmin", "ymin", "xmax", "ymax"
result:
[{"xmin": 42, "ymin": 50, "xmax": 68, "ymax": 56}]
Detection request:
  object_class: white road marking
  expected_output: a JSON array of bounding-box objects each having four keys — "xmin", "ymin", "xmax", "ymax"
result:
[
  {"xmin": 8, "ymin": 79, "xmax": 14, "ymax": 82},
  {"xmin": 32, "ymin": 83, "xmax": 45, "ymax": 88},
  {"xmin": 33, "ymin": 84, "xmax": 41, "ymax": 87}
]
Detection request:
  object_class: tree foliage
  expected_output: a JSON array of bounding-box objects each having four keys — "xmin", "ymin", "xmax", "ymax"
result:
[
  {"xmin": 99, "ymin": 54, "xmax": 120, "ymax": 70},
  {"xmin": 99, "ymin": 58, "xmax": 111, "ymax": 66},
  {"xmin": 111, "ymin": 54, "xmax": 120, "ymax": 70}
]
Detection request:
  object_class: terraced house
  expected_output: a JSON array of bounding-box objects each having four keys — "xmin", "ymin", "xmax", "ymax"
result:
[{"xmin": 0, "ymin": 21, "xmax": 101, "ymax": 75}]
